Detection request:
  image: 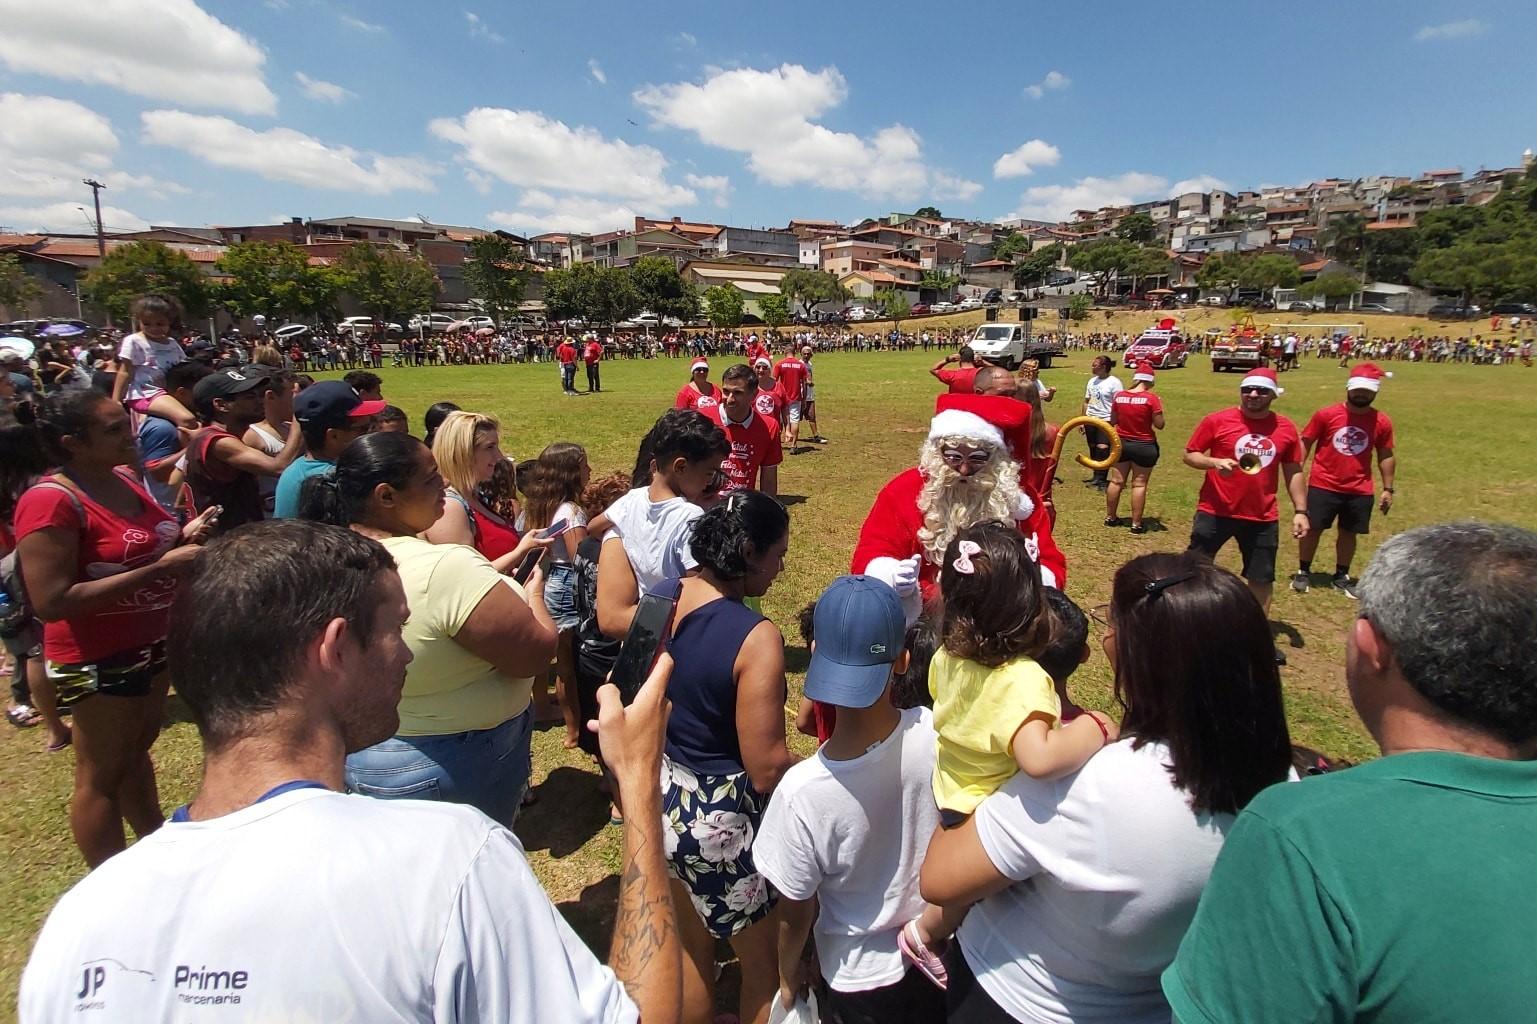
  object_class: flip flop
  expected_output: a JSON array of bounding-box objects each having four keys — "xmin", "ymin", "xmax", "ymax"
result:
[
  {"xmin": 898, "ymin": 920, "xmax": 949, "ymax": 989},
  {"xmin": 6, "ymin": 705, "xmax": 42, "ymax": 728},
  {"xmin": 47, "ymin": 734, "xmax": 72, "ymax": 753}
]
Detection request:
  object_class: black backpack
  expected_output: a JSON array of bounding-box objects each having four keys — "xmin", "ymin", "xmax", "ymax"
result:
[{"xmin": 571, "ymin": 537, "xmax": 620, "ymax": 686}]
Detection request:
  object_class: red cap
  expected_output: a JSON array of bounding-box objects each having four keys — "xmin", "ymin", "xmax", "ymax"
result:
[{"xmin": 1239, "ymin": 367, "xmax": 1283, "ymax": 394}]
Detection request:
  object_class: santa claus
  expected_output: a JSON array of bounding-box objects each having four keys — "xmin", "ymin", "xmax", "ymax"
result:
[{"xmin": 852, "ymin": 392, "xmax": 1066, "ymax": 618}]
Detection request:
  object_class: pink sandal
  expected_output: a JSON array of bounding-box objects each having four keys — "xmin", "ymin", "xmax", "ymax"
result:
[{"xmin": 898, "ymin": 920, "xmax": 949, "ymax": 989}]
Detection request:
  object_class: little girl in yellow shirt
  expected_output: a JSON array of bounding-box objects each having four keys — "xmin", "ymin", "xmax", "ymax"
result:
[{"xmin": 899, "ymin": 520, "xmax": 1117, "ymax": 988}]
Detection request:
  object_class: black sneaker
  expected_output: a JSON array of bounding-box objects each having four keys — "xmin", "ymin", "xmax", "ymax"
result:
[
  {"xmin": 1289, "ymin": 571, "xmax": 1310, "ymax": 594},
  {"xmin": 1332, "ymin": 575, "xmax": 1360, "ymax": 599}
]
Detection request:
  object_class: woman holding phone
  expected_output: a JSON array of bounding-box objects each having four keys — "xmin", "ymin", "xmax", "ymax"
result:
[
  {"xmin": 300, "ymin": 432, "xmax": 558, "ymax": 828},
  {"xmin": 424, "ymin": 410, "xmax": 549, "ymax": 573}
]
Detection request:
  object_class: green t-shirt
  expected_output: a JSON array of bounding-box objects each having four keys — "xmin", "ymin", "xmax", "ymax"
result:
[{"xmin": 1163, "ymin": 751, "xmax": 1537, "ymax": 1023}]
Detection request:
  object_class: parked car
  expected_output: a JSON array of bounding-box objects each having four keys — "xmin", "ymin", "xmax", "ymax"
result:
[
  {"xmin": 909, "ymin": 303, "xmax": 931, "ymax": 315},
  {"xmin": 1286, "ymin": 301, "xmax": 1319, "ymax": 312},
  {"xmin": 407, "ymin": 312, "xmax": 458, "ymax": 333},
  {"xmin": 463, "ymin": 316, "xmax": 496, "ymax": 330},
  {"xmin": 1198, "ymin": 296, "xmax": 1226, "ymax": 307},
  {"xmin": 968, "ymin": 323, "xmax": 1064, "ymax": 369},
  {"xmin": 845, "ymin": 306, "xmax": 874, "ymax": 321},
  {"xmin": 930, "ymin": 301, "xmax": 956, "ymax": 314},
  {"xmin": 982, "ymin": 288, "xmax": 1003, "ymax": 304},
  {"xmin": 1123, "ymin": 325, "xmax": 1190, "ymax": 369},
  {"xmin": 1428, "ymin": 303, "xmax": 1481, "ymax": 319},
  {"xmin": 340, "ymin": 316, "xmax": 403, "ymax": 335},
  {"xmin": 1490, "ymin": 302, "xmax": 1537, "ymax": 316},
  {"xmin": 1356, "ymin": 303, "xmax": 1394, "ymax": 313}
]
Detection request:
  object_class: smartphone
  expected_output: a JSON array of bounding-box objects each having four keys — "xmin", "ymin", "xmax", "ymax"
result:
[
  {"xmin": 539, "ymin": 518, "xmax": 569, "ymax": 540},
  {"xmin": 511, "ymin": 548, "xmax": 543, "ymax": 585},
  {"xmin": 610, "ymin": 592, "xmax": 677, "ymax": 704}
]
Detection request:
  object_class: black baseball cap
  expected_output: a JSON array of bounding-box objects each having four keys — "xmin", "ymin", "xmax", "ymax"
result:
[
  {"xmin": 293, "ymin": 380, "xmax": 387, "ymax": 429},
  {"xmin": 192, "ymin": 366, "xmax": 270, "ymax": 412}
]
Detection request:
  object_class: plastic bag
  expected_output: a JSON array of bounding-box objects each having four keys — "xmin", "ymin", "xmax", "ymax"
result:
[{"xmin": 767, "ymin": 990, "xmax": 818, "ymax": 1024}]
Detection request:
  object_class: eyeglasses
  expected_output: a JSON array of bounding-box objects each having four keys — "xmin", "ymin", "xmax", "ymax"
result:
[
  {"xmin": 1089, "ymin": 603, "xmax": 1112, "ymax": 629},
  {"xmin": 940, "ymin": 448, "xmax": 992, "ymax": 469},
  {"xmin": 1240, "ymin": 387, "xmax": 1272, "ymax": 396}
]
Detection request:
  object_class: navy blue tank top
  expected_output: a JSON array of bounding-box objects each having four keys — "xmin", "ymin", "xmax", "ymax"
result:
[{"xmin": 663, "ymin": 593, "xmax": 768, "ymax": 775}]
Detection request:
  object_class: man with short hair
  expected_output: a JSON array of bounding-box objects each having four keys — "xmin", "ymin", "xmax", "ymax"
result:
[
  {"xmin": 583, "ymin": 334, "xmax": 604, "ymax": 393},
  {"xmin": 756, "ymin": 576, "xmax": 945, "ymax": 1024},
  {"xmin": 929, "ymin": 345, "xmax": 984, "ymax": 394},
  {"xmin": 187, "ymin": 367, "xmax": 305, "ymax": 534},
  {"xmin": 1292, "ymin": 363, "xmax": 1396, "ymax": 598},
  {"xmin": 707, "ymin": 364, "xmax": 782, "ymax": 497},
  {"xmin": 972, "ymin": 364, "xmax": 1018, "ymax": 397},
  {"xmin": 799, "ymin": 344, "xmax": 827, "ymax": 445},
  {"xmin": 273, "ymin": 380, "xmax": 385, "ymax": 519},
  {"xmin": 19, "ymin": 520, "xmax": 681, "ymax": 1024},
  {"xmin": 1164, "ymin": 522, "xmax": 1537, "ymax": 1023},
  {"xmin": 774, "ymin": 347, "xmax": 811, "ymax": 451},
  {"xmin": 343, "ymin": 369, "xmax": 383, "ymax": 402},
  {"xmin": 1183, "ymin": 368, "xmax": 1308, "ymax": 663}
]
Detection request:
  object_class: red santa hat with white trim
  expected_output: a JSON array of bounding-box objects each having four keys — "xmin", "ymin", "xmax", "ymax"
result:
[
  {"xmin": 1346, "ymin": 362, "xmax": 1393, "ymax": 392},
  {"xmin": 930, "ymin": 393, "xmax": 1035, "ymax": 518},
  {"xmin": 1133, "ymin": 361, "xmax": 1157, "ymax": 383},
  {"xmin": 1239, "ymin": 367, "xmax": 1283, "ymax": 395}
]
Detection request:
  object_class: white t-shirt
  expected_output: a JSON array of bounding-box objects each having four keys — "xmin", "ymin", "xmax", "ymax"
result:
[
  {"xmin": 754, "ymin": 708, "xmax": 940, "ymax": 993},
  {"xmin": 116, "ymin": 332, "xmax": 186, "ymax": 400},
  {"xmin": 602, "ymin": 487, "xmax": 701, "ymax": 595},
  {"xmin": 1083, "ymin": 375, "xmax": 1124, "ymax": 419},
  {"xmin": 957, "ymin": 739, "xmax": 1233, "ymax": 1024},
  {"xmin": 20, "ymin": 789, "xmax": 635, "ymax": 1024}
]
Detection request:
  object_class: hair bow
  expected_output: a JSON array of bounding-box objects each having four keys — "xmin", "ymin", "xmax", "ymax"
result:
[{"xmin": 952, "ymin": 540, "xmax": 981, "ymax": 575}]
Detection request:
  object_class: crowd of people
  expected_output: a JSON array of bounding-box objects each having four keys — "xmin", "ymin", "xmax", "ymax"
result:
[{"xmin": 2, "ymin": 291, "xmax": 1534, "ymax": 1024}]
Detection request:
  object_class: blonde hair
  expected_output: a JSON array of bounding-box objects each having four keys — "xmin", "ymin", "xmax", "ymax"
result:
[{"xmin": 431, "ymin": 410, "xmax": 502, "ymax": 500}]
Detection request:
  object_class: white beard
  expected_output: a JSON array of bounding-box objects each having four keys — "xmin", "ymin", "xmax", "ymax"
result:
[{"xmin": 916, "ymin": 440, "xmax": 1031, "ymax": 567}]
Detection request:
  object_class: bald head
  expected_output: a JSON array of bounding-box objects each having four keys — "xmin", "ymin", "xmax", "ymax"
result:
[{"xmin": 973, "ymin": 365, "xmax": 1017, "ymax": 397}]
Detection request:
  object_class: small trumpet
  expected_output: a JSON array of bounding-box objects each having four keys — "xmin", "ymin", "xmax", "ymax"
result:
[
  {"xmin": 1052, "ymin": 415, "xmax": 1122, "ymax": 470},
  {"xmin": 1237, "ymin": 452, "xmax": 1263, "ymax": 475}
]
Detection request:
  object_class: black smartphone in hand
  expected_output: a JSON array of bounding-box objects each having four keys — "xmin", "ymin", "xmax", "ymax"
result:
[{"xmin": 611, "ymin": 592, "xmax": 677, "ymax": 704}]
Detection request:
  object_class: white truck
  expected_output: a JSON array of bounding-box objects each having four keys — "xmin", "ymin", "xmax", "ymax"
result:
[{"xmin": 967, "ymin": 322, "xmax": 1064, "ymax": 369}]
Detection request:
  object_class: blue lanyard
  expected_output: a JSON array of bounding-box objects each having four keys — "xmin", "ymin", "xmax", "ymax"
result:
[{"xmin": 170, "ymin": 780, "xmax": 329, "ymax": 823}]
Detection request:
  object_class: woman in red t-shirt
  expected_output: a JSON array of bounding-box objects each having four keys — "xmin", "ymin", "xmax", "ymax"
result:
[
  {"xmin": 14, "ymin": 390, "xmax": 216, "ymax": 866},
  {"xmin": 1105, "ymin": 362, "xmax": 1166, "ymax": 534},
  {"xmin": 1019, "ymin": 385, "xmax": 1062, "ymax": 527},
  {"xmin": 674, "ymin": 360, "xmax": 720, "ymax": 413},
  {"xmin": 423, "ymin": 410, "xmax": 552, "ymax": 571}
]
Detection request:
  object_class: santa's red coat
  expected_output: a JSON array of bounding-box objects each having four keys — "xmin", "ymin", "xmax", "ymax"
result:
[{"xmin": 850, "ymin": 467, "xmax": 1067, "ymax": 595}]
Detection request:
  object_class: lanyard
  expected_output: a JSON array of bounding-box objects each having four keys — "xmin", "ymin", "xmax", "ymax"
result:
[{"xmin": 170, "ymin": 780, "xmax": 329, "ymax": 823}]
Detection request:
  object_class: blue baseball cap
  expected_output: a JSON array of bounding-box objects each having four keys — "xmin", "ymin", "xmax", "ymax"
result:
[{"xmin": 805, "ymin": 575, "xmax": 906, "ymax": 709}]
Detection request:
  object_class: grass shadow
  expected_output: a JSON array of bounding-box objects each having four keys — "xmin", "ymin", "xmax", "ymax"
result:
[
  {"xmin": 784, "ymin": 644, "xmax": 811, "ymax": 674},
  {"xmin": 519, "ymin": 764, "xmax": 611, "ymax": 858},
  {"xmin": 1137, "ymin": 517, "xmax": 1172, "ymax": 533},
  {"xmin": 556, "ymin": 873, "xmax": 618, "ymax": 954},
  {"xmin": 162, "ymin": 692, "xmax": 198, "ymax": 730},
  {"xmin": 779, "ymin": 494, "xmax": 808, "ymax": 507},
  {"xmin": 1273, "ymin": 620, "xmax": 1305, "ymax": 651}
]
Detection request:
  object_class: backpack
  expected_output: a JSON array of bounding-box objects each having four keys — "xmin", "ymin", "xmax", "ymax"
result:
[{"xmin": 0, "ymin": 479, "xmax": 85, "ymax": 638}]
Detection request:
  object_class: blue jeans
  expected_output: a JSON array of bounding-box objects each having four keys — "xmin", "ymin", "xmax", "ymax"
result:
[{"xmin": 344, "ymin": 708, "xmax": 534, "ymax": 829}]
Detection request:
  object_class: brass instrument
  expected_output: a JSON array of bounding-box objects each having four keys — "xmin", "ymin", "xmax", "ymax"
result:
[
  {"xmin": 1237, "ymin": 452, "xmax": 1264, "ymax": 475},
  {"xmin": 1051, "ymin": 416, "xmax": 1122, "ymax": 470}
]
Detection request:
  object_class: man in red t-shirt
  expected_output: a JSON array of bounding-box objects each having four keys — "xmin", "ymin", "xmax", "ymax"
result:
[
  {"xmin": 707, "ymin": 364, "xmax": 782, "ymax": 496},
  {"xmin": 1291, "ymin": 363, "xmax": 1397, "ymax": 598},
  {"xmin": 556, "ymin": 338, "xmax": 578, "ymax": 395},
  {"xmin": 1184, "ymin": 368, "xmax": 1309, "ymax": 661},
  {"xmin": 929, "ymin": 345, "xmax": 984, "ymax": 395},
  {"xmin": 582, "ymin": 335, "xmax": 604, "ymax": 393},
  {"xmin": 773, "ymin": 351, "xmax": 809, "ymax": 451},
  {"xmin": 751, "ymin": 357, "xmax": 784, "ymax": 427}
]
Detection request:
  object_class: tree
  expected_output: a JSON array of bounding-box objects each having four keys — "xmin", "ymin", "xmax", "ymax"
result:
[
  {"xmin": 1068, "ymin": 293, "xmax": 1092, "ymax": 320},
  {"xmin": 336, "ymin": 243, "xmax": 438, "ymax": 326},
  {"xmin": 872, "ymin": 287, "xmax": 910, "ymax": 325},
  {"xmin": 913, "ymin": 206, "xmax": 943, "ymax": 219},
  {"xmin": 1116, "ymin": 212, "xmax": 1158, "ymax": 244},
  {"xmin": 1364, "ymin": 227, "xmax": 1421, "ymax": 284},
  {"xmin": 1320, "ymin": 211, "xmax": 1367, "ymax": 269},
  {"xmin": 1012, "ymin": 244, "xmax": 1063, "ymax": 289},
  {"xmin": 1194, "ymin": 251, "xmax": 1299, "ymax": 296},
  {"xmin": 757, "ymin": 292, "xmax": 790, "ymax": 329},
  {"xmin": 629, "ymin": 255, "xmax": 700, "ymax": 323},
  {"xmin": 0, "ymin": 254, "xmax": 41, "ymax": 311},
  {"xmin": 81, "ymin": 241, "xmax": 210, "ymax": 321},
  {"xmin": 1067, "ymin": 238, "xmax": 1139, "ymax": 296},
  {"xmin": 543, "ymin": 262, "xmax": 641, "ymax": 327},
  {"xmin": 215, "ymin": 241, "xmax": 339, "ymax": 325},
  {"xmin": 779, "ymin": 267, "xmax": 847, "ymax": 318},
  {"xmin": 1297, "ymin": 271, "xmax": 1362, "ymax": 310},
  {"xmin": 1124, "ymin": 246, "xmax": 1172, "ymax": 293},
  {"xmin": 993, "ymin": 232, "xmax": 1032, "ymax": 261},
  {"xmin": 703, "ymin": 284, "xmax": 745, "ymax": 328},
  {"xmin": 462, "ymin": 235, "xmax": 527, "ymax": 327},
  {"xmin": 919, "ymin": 270, "xmax": 958, "ymax": 297}
]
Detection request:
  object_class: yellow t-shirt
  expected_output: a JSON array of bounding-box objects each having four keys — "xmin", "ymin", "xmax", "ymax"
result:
[
  {"xmin": 928, "ymin": 647, "xmax": 1060, "ymax": 814},
  {"xmin": 381, "ymin": 536, "xmax": 534, "ymax": 736}
]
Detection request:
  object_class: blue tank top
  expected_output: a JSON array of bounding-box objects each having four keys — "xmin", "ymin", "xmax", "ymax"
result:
[{"xmin": 663, "ymin": 592, "xmax": 769, "ymax": 775}]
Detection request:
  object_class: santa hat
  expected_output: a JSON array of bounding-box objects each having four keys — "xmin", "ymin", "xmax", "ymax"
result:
[
  {"xmin": 1133, "ymin": 361, "xmax": 1157, "ymax": 383},
  {"xmin": 753, "ymin": 356, "xmax": 772, "ymax": 368},
  {"xmin": 1240, "ymin": 367, "xmax": 1283, "ymax": 395},
  {"xmin": 932, "ymin": 393, "xmax": 1031, "ymax": 456},
  {"xmin": 690, "ymin": 359, "xmax": 709, "ymax": 372},
  {"xmin": 927, "ymin": 409, "xmax": 1005, "ymax": 449},
  {"xmin": 1346, "ymin": 363, "xmax": 1393, "ymax": 392}
]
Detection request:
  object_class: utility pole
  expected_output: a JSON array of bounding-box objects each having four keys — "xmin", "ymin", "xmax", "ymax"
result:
[{"xmin": 82, "ymin": 178, "xmax": 107, "ymax": 257}]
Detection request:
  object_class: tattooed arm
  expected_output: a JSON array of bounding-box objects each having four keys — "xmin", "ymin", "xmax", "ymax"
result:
[{"xmin": 598, "ymin": 654, "xmax": 682, "ymax": 1024}]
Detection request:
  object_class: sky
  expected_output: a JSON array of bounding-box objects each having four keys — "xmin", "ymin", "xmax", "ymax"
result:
[{"xmin": 1, "ymin": 0, "xmax": 1533, "ymax": 237}]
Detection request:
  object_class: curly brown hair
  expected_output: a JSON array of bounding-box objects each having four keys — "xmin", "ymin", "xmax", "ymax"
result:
[
  {"xmin": 938, "ymin": 520, "xmax": 1054, "ymax": 668},
  {"xmin": 580, "ymin": 470, "xmax": 632, "ymax": 523}
]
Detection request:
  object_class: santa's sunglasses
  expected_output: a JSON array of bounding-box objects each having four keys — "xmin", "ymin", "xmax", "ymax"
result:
[{"xmin": 940, "ymin": 447, "xmax": 992, "ymax": 469}]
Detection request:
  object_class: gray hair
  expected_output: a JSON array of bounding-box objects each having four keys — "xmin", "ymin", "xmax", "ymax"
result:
[{"xmin": 1358, "ymin": 522, "xmax": 1537, "ymax": 746}]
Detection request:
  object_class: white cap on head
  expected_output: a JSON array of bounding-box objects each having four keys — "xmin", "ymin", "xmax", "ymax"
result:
[{"xmin": 927, "ymin": 409, "xmax": 1005, "ymax": 449}]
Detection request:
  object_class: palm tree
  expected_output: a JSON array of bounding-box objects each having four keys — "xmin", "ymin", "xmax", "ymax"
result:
[{"xmin": 1322, "ymin": 212, "xmax": 1367, "ymax": 271}]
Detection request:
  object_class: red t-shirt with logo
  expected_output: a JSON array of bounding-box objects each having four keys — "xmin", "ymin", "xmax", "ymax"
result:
[
  {"xmin": 556, "ymin": 342, "xmax": 577, "ymax": 365},
  {"xmin": 774, "ymin": 357, "xmax": 808, "ymax": 402},
  {"xmin": 583, "ymin": 341, "xmax": 602, "ymax": 365},
  {"xmin": 675, "ymin": 381, "xmax": 720, "ymax": 414},
  {"xmin": 1111, "ymin": 389, "xmax": 1164, "ymax": 442},
  {"xmin": 935, "ymin": 367, "xmax": 978, "ymax": 394},
  {"xmin": 1186, "ymin": 408, "xmax": 1303, "ymax": 522},
  {"xmin": 754, "ymin": 385, "xmax": 784, "ymax": 422},
  {"xmin": 706, "ymin": 405, "xmax": 784, "ymax": 493},
  {"xmin": 14, "ymin": 474, "xmax": 180, "ymax": 664},
  {"xmin": 1301, "ymin": 403, "xmax": 1394, "ymax": 496}
]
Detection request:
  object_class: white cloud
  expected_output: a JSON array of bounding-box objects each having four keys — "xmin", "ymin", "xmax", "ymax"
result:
[
  {"xmin": 464, "ymin": 169, "xmax": 494, "ymax": 195},
  {"xmin": 294, "ymin": 71, "xmax": 354, "ymax": 103},
  {"xmin": 993, "ymin": 139, "xmax": 1062, "ymax": 179},
  {"xmin": 1169, "ymin": 175, "xmax": 1231, "ymax": 196},
  {"xmin": 1415, "ymin": 19, "xmax": 1486, "ymax": 41},
  {"xmin": 588, "ymin": 58, "xmax": 607, "ymax": 84},
  {"xmin": 465, "ymin": 11, "xmax": 504, "ymax": 43},
  {"xmin": 488, "ymin": 191, "xmax": 640, "ymax": 235},
  {"xmin": 1003, "ymin": 171, "xmax": 1168, "ymax": 222},
  {"xmin": 0, "ymin": 93, "xmax": 188, "ymax": 202},
  {"xmin": 1024, "ymin": 70, "xmax": 1070, "ymax": 100},
  {"xmin": 141, "ymin": 110, "xmax": 437, "ymax": 194},
  {"xmin": 0, "ymin": 0, "xmax": 276, "ymax": 116},
  {"xmin": 684, "ymin": 173, "xmax": 732, "ymax": 208},
  {"xmin": 676, "ymin": 32, "xmax": 697, "ymax": 47},
  {"xmin": 339, "ymin": 13, "xmax": 384, "ymax": 33},
  {"xmin": 634, "ymin": 63, "xmax": 980, "ymax": 203},
  {"xmin": 429, "ymin": 108, "xmax": 696, "ymax": 207},
  {"xmin": 0, "ymin": 200, "xmax": 149, "ymax": 233}
]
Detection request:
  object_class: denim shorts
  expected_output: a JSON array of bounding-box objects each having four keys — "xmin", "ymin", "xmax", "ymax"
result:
[
  {"xmin": 344, "ymin": 707, "xmax": 534, "ymax": 829},
  {"xmin": 543, "ymin": 562, "xmax": 581, "ymax": 631}
]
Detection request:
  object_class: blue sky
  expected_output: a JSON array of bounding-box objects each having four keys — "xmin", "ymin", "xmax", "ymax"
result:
[{"xmin": 1, "ymin": 0, "xmax": 1532, "ymax": 236}]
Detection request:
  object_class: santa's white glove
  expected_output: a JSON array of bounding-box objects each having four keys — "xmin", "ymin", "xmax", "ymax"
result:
[{"xmin": 863, "ymin": 555, "xmax": 924, "ymax": 626}]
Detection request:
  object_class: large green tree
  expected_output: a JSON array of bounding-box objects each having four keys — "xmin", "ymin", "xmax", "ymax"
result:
[
  {"xmin": 993, "ymin": 232, "xmax": 1032, "ymax": 260},
  {"xmin": 0, "ymin": 254, "xmax": 41, "ymax": 311},
  {"xmin": 543, "ymin": 262, "xmax": 642, "ymax": 327},
  {"xmin": 462, "ymin": 235, "xmax": 527, "ymax": 327},
  {"xmin": 1364, "ymin": 227, "xmax": 1421, "ymax": 283},
  {"xmin": 81, "ymin": 241, "xmax": 210, "ymax": 321},
  {"xmin": 779, "ymin": 268, "xmax": 846, "ymax": 318},
  {"xmin": 702, "ymin": 284, "xmax": 745, "ymax": 328},
  {"xmin": 1320, "ymin": 211, "xmax": 1367, "ymax": 268},
  {"xmin": 336, "ymin": 243, "xmax": 439, "ymax": 326},
  {"xmin": 1012, "ymin": 243, "xmax": 1063, "ymax": 289},
  {"xmin": 872, "ymin": 287, "xmax": 910, "ymax": 324},
  {"xmin": 1067, "ymin": 238, "xmax": 1140, "ymax": 296},
  {"xmin": 629, "ymin": 255, "xmax": 700, "ymax": 323},
  {"xmin": 1297, "ymin": 271, "xmax": 1363, "ymax": 310},
  {"xmin": 1406, "ymin": 167, "xmax": 1537, "ymax": 303},
  {"xmin": 913, "ymin": 206, "xmax": 943, "ymax": 219},
  {"xmin": 215, "ymin": 241, "xmax": 339, "ymax": 324},
  {"xmin": 1116, "ymin": 212, "xmax": 1159, "ymax": 244},
  {"xmin": 1195, "ymin": 250, "xmax": 1300, "ymax": 296},
  {"xmin": 757, "ymin": 292, "xmax": 790, "ymax": 329}
]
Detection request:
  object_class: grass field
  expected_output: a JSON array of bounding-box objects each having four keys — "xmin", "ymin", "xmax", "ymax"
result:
[{"xmin": 5, "ymin": 344, "xmax": 1536, "ymax": 1013}]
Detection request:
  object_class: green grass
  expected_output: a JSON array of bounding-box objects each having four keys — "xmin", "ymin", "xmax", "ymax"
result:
[{"xmin": 4, "ymin": 348, "xmax": 1536, "ymax": 1012}]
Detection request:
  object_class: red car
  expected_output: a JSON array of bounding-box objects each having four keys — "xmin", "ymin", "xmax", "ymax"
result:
[
  {"xmin": 1123, "ymin": 319, "xmax": 1190, "ymax": 369},
  {"xmin": 910, "ymin": 303, "xmax": 931, "ymax": 315}
]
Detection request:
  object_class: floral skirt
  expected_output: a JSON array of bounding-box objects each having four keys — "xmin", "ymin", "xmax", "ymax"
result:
[{"xmin": 660, "ymin": 755, "xmax": 776, "ymax": 938}]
